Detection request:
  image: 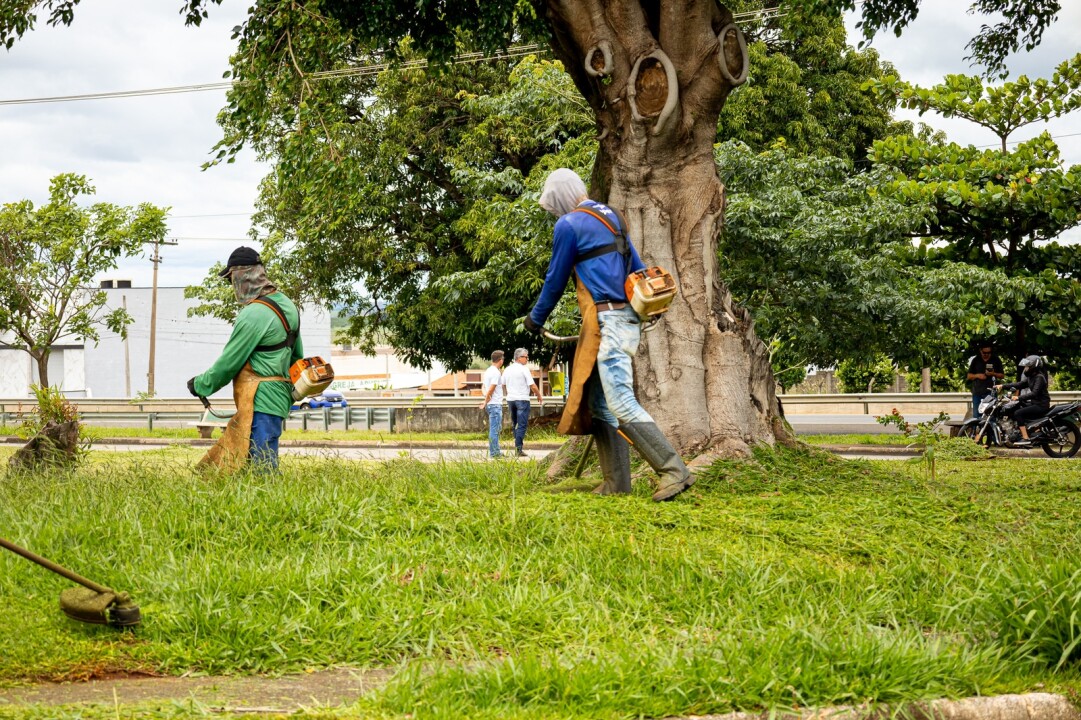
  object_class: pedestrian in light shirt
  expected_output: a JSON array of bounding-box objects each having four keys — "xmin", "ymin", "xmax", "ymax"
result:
[
  {"xmin": 503, "ymin": 347, "xmax": 544, "ymax": 457},
  {"xmin": 478, "ymin": 350, "xmax": 506, "ymax": 458}
]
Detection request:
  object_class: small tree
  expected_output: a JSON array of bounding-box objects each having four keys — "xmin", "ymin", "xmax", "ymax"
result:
[
  {"xmin": 0, "ymin": 174, "xmax": 168, "ymax": 387},
  {"xmin": 866, "ymin": 55, "xmax": 1081, "ymax": 368},
  {"xmin": 836, "ymin": 355, "xmax": 897, "ymax": 393}
]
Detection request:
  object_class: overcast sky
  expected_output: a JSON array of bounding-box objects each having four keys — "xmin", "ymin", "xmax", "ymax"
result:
[{"xmin": 0, "ymin": 2, "xmax": 1078, "ymax": 289}]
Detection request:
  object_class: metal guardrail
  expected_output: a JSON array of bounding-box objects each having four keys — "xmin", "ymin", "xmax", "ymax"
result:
[
  {"xmin": 780, "ymin": 391, "xmax": 1081, "ymax": 415},
  {"xmin": 0, "ymin": 403, "xmax": 398, "ymax": 433},
  {"xmin": 4, "ymin": 392, "xmax": 1079, "ymax": 427},
  {"xmin": 0, "ymin": 395, "xmax": 564, "ymax": 420},
  {"xmin": 286, "ymin": 407, "xmax": 395, "ymax": 432}
]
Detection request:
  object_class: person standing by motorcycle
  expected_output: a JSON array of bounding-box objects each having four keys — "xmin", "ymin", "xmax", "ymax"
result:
[
  {"xmin": 966, "ymin": 344, "xmax": 1004, "ymax": 418},
  {"xmin": 523, "ymin": 168, "xmax": 693, "ymax": 501},
  {"xmin": 1000, "ymin": 355, "xmax": 1050, "ymax": 443}
]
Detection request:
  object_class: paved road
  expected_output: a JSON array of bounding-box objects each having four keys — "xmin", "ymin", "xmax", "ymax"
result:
[
  {"xmin": 786, "ymin": 413, "xmax": 947, "ymax": 435},
  {"xmin": 92, "ymin": 444, "xmax": 550, "ymax": 462}
]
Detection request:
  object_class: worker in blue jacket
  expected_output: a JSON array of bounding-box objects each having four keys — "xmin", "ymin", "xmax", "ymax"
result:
[{"xmin": 524, "ymin": 168, "xmax": 693, "ymax": 501}]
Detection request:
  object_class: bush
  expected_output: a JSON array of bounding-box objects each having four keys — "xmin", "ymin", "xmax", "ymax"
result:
[
  {"xmin": 17, "ymin": 385, "xmax": 80, "ymax": 439},
  {"xmin": 836, "ymin": 355, "xmax": 896, "ymax": 393},
  {"xmin": 10, "ymin": 384, "xmax": 89, "ymax": 470},
  {"xmin": 904, "ymin": 366, "xmax": 966, "ymax": 392}
]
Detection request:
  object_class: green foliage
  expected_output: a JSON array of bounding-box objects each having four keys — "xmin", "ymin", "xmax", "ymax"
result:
[
  {"xmin": 718, "ymin": 142, "xmax": 1034, "ymax": 371},
  {"xmin": 875, "ymin": 408, "xmax": 951, "ymax": 480},
  {"xmin": 783, "ymin": 0, "xmax": 1063, "ymax": 77},
  {"xmin": 16, "ymin": 384, "xmax": 78, "ymax": 438},
  {"xmin": 193, "ymin": 53, "xmax": 593, "ymax": 370},
  {"xmin": 837, "ymin": 355, "xmax": 897, "ymax": 393},
  {"xmin": 868, "ymin": 58, "xmax": 1081, "ymax": 371},
  {"xmin": 975, "ymin": 559, "xmax": 1081, "ymax": 671},
  {"xmin": 718, "ymin": 12, "xmax": 910, "ymax": 162},
  {"xmin": 867, "ymin": 53, "xmax": 1081, "ymax": 148},
  {"xmin": 904, "ymin": 366, "xmax": 967, "ymax": 393},
  {"xmin": 0, "ymin": 174, "xmax": 168, "ymax": 388}
]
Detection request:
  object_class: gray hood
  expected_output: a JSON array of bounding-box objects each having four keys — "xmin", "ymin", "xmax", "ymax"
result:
[{"xmin": 538, "ymin": 168, "xmax": 587, "ymax": 217}]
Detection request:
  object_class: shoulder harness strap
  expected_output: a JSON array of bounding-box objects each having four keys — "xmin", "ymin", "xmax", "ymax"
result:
[
  {"xmin": 572, "ymin": 206, "xmax": 631, "ymax": 263},
  {"xmin": 249, "ymin": 296, "xmax": 300, "ymax": 353}
]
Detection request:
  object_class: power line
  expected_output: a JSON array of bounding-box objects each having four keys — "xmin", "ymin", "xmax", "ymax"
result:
[
  {"xmin": 0, "ymin": 44, "xmax": 548, "ymax": 106},
  {"xmin": 973, "ymin": 130, "xmax": 1081, "ymax": 148}
]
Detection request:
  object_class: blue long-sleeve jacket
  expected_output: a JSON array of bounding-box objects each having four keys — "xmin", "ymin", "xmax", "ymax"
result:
[{"xmin": 529, "ymin": 200, "xmax": 647, "ymax": 327}]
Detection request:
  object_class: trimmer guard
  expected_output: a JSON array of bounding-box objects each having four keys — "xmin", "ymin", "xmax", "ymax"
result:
[{"xmin": 60, "ymin": 587, "xmax": 142, "ymax": 628}]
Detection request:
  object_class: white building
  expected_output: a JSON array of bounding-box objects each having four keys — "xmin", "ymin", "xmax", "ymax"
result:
[
  {"xmin": 329, "ymin": 344, "xmax": 450, "ymax": 392},
  {"xmin": 0, "ymin": 284, "xmax": 332, "ymax": 399}
]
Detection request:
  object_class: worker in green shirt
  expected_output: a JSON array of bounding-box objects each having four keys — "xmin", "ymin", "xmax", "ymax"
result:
[{"xmin": 187, "ymin": 246, "xmax": 303, "ymax": 471}]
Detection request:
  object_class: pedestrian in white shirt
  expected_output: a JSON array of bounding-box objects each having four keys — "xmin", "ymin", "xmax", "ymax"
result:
[
  {"xmin": 503, "ymin": 347, "xmax": 544, "ymax": 457},
  {"xmin": 478, "ymin": 350, "xmax": 506, "ymax": 458}
]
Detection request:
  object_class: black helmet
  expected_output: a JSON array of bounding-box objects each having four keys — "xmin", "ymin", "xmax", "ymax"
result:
[{"xmin": 1019, "ymin": 355, "xmax": 1043, "ymax": 373}]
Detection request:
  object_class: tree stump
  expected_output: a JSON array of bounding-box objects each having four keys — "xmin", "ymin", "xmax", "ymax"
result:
[{"xmin": 8, "ymin": 420, "xmax": 82, "ymax": 471}]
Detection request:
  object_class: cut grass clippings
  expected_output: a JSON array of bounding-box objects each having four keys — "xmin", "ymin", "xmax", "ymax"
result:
[{"xmin": 1, "ymin": 445, "xmax": 1081, "ymax": 719}]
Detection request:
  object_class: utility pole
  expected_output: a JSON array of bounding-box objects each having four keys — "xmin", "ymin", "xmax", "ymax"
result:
[
  {"xmin": 122, "ymin": 295, "xmax": 131, "ymax": 398},
  {"xmin": 146, "ymin": 237, "xmax": 178, "ymax": 397}
]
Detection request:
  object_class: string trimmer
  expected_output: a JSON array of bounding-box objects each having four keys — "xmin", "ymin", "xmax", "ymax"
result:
[
  {"xmin": 0, "ymin": 535, "xmax": 141, "ymax": 628},
  {"xmin": 196, "ymin": 394, "xmax": 234, "ymax": 419}
]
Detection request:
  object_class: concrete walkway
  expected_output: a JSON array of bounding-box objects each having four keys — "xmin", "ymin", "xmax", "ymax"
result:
[
  {"xmin": 0, "ymin": 666, "xmax": 391, "ymax": 712},
  {"xmin": 2, "ymin": 668, "xmax": 1077, "ymax": 720}
]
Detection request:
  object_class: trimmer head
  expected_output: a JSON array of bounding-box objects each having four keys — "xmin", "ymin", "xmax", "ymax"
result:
[{"xmin": 60, "ymin": 587, "xmax": 142, "ymax": 628}]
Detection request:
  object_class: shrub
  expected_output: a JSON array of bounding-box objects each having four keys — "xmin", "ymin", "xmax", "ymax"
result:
[
  {"xmin": 11, "ymin": 384, "xmax": 89, "ymax": 470},
  {"xmin": 836, "ymin": 355, "xmax": 896, "ymax": 393}
]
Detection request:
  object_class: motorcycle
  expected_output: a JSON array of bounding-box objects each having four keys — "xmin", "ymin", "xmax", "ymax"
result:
[{"xmin": 958, "ymin": 386, "xmax": 1081, "ymax": 458}]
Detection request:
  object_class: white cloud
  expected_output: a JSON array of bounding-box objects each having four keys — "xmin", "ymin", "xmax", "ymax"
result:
[
  {"xmin": 0, "ymin": 0, "xmax": 264, "ymax": 287},
  {"xmin": 846, "ymin": 2, "xmax": 1081, "ymax": 165}
]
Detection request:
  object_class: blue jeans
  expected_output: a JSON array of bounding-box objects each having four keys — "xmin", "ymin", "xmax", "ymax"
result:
[
  {"xmin": 508, "ymin": 400, "xmax": 531, "ymax": 449},
  {"xmin": 250, "ymin": 411, "xmax": 283, "ymax": 471},
  {"xmin": 972, "ymin": 393, "xmax": 983, "ymax": 419},
  {"xmin": 486, "ymin": 404, "xmax": 503, "ymax": 457},
  {"xmin": 588, "ymin": 306, "xmax": 654, "ymax": 428}
]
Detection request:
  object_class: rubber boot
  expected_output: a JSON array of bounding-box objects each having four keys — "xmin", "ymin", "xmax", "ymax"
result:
[
  {"xmin": 619, "ymin": 422, "xmax": 693, "ymax": 501},
  {"xmin": 592, "ymin": 423, "xmax": 632, "ymax": 495}
]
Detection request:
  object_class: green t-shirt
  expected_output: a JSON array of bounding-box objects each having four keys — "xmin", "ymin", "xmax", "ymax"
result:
[{"xmin": 194, "ymin": 292, "xmax": 304, "ymax": 418}]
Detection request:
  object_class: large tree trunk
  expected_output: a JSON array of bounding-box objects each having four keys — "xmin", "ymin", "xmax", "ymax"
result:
[{"xmin": 546, "ymin": 0, "xmax": 787, "ymax": 458}]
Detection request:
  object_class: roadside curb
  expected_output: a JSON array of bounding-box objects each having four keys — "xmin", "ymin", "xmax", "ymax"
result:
[
  {"xmin": 819, "ymin": 444, "xmax": 919, "ymax": 456},
  {"xmin": 818, "ymin": 444, "xmax": 1053, "ymax": 459},
  {"xmin": 689, "ymin": 693, "xmax": 1080, "ymax": 720}
]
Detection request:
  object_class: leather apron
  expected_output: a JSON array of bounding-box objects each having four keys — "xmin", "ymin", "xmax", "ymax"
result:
[
  {"xmin": 196, "ymin": 363, "xmax": 289, "ymax": 473},
  {"xmin": 557, "ymin": 276, "xmax": 602, "ymax": 436}
]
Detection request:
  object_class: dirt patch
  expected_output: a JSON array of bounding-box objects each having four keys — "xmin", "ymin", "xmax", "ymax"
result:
[{"xmin": 0, "ymin": 666, "xmax": 393, "ymax": 711}]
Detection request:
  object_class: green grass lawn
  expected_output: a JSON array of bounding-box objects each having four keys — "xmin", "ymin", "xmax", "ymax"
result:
[
  {"xmin": 2, "ymin": 446, "xmax": 1080, "ymax": 719},
  {"xmin": 798, "ymin": 433, "xmax": 916, "ymax": 446}
]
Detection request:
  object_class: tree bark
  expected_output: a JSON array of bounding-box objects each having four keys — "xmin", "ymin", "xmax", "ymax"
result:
[
  {"xmin": 32, "ymin": 351, "xmax": 50, "ymax": 389},
  {"xmin": 9, "ymin": 420, "xmax": 81, "ymax": 471},
  {"xmin": 545, "ymin": 0, "xmax": 786, "ymax": 458}
]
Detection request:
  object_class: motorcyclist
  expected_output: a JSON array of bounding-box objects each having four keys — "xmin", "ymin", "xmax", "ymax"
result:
[{"xmin": 1000, "ymin": 355, "xmax": 1050, "ymax": 443}]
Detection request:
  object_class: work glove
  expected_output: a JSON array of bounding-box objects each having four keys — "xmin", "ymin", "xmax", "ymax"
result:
[
  {"xmin": 523, "ymin": 315, "xmax": 542, "ymax": 335},
  {"xmin": 187, "ymin": 377, "xmax": 199, "ymax": 398}
]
